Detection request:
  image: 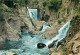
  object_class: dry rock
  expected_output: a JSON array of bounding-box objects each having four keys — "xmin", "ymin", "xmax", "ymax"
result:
[
  {"xmin": 44, "ymin": 26, "xmax": 58, "ymax": 39},
  {"xmin": 57, "ymin": 45, "xmax": 62, "ymax": 51},
  {"xmin": 78, "ymin": 47, "xmax": 80, "ymax": 53},
  {"xmin": 32, "ymin": 19, "xmax": 46, "ymax": 31},
  {"xmin": 6, "ymin": 52, "xmax": 16, "ymax": 55},
  {"xmin": 75, "ymin": 53, "xmax": 80, "ymax": 55},
  {"xmin": 68, "ymin": 31, "xmax": 80, "ymax": 54},
  {"xmin": 49, "ymin": 48, "xmax": 57, "ymax": 54},
  {"xmin": 51, "ymin": 52, "xmax": 61, "ymax": 55},
  {"xmin": 69, "ymin": 54, "xmax": 73, "ymax": 55},
  {"xmin": 29, "ymin": 31, "xmax": 41, "ymax": 34}
]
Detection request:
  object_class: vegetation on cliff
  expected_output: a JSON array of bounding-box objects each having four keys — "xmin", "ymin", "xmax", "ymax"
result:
[{"xmin": 0, "ymin": 0, "xmax": 80, "ymax": 55}]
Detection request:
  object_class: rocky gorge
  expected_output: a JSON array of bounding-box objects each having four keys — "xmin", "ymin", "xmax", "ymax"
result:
[{"xmin": 0, "ymin": 0, "xmax": 80, "ymax": 55}]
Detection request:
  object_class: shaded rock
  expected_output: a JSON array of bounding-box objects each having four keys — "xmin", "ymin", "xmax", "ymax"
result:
[
  {"xmin": 37, "ymin": 43, "xmax": 46, "ymax": 49},
  {"xmin": 20, "ymin": 15, "xmax": 35, "ymax": 32},
  {"xmin": 48, "ymin": 40, "xmax": 57, "ymax": 48},
  {"xmin": 8, "ymin": 18, "xmax": 21, "ymax": 33},
  {"xmin": 21, "ymin": 26, "xmax": 28, "ymax": 32},
  {"xmin": 75, "ymin": 53, "xmax": 80, "ymax": 55},
  {"xmin": 67, "ymin": 31, "xmax": 80, "ymax": 54},
  {"xmin": 0, "ymin": 13, "xmax": 21, "ymax": 41},
  {"xmin": 0, "ymin": 10, "xmax": 36, "ymax": 41},
  {"xmin": 6, "ymin": 52, "xmax": 17, "ymax": 55},
  {"xmin": 41, "ymin": 15, "xmax": 50, "ymax": 22},
  {"xmin": 5, "ymin": 21, "xmax": 19, "ymax": 40},
  {"xmin": 72, "ymin": 31, "xmax": 80, "ymax": 54},
  {"xmin": 0, "ymin": 21, "xmax": 6, "ymax": 41}
]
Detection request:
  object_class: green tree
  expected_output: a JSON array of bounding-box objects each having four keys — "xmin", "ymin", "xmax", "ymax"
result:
[
  {"xmin": 43, "ymin": 0, "xmax": 47, "ymax": 7},
  {"xmin": 47, "ymin": 0, "xmax": 62, "ymax": 12},
  {"xmin": 0, "ymin": 4, "xmax": 4, "ymax": 21}
]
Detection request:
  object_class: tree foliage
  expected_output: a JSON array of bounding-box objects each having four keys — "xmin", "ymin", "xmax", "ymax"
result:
[
  {"xmin": 0, "ymin": 0, "xmax": 30, "ymax": 8},
  {"xmin": 43, "ymin": 0, "xmax": 62, "ymax": 12},
  {"xmin": 0, "ymin": 4, "xmax": 4, "ymax": 21},
  {"xmin": 43, "ymin": 0, "xmax": 47, "ymax": 7}
]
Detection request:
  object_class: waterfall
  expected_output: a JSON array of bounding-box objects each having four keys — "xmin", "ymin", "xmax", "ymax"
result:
[
  {"xmin": 21, "ymin": 24, "xmax": 51, "ymax": 37},
  {"xmin": 40, "ymin": 24, "xmax": 51, "ymax": 34},
  {"xmin": 27, "ymin": 7, "xmax": 38, "ymax": 20},
  {"xmin": 0, "ymin": 19, "xmax": 71, "ymax": 55},
  {"xmin": 45, "ymin": 20, "xmax": 71, "ymax": 47}
]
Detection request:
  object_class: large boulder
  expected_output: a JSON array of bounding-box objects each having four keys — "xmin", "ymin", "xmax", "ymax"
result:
[
  {"xmin": 44, "ymin": 27, "xmax": 58, "ymax": 39},
  {"xmin": 32, "ymin": 19, "xmax": 46, "ymax": 31},
  {"xmin": 44, "ymin": 25, "xmax": 59, "ymax": 39}
]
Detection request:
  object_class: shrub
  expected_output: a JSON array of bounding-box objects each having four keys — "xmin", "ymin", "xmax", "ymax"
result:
[
  {"xmin": 57, "ymin": 19, "xmax": 61, "ymax": 24},
  {"xmin": 0, "ymin": 5, "xmax": 4, "ymax": 21},
  {"xmin": 25, "ymin": 0, "xmax": 30, "ymax": 5},
  {"xmin": 33, "ymin": 0, "xmax": 38, "ymax": 5},
  {"xmin": 4, "ymin": 0, "xmax": 14, "ymax": 8},
  {"xmin": 0, "ymin": 14, "xmax": 4, "ymax": 21},
  {"xmin": 43, "ymin": 0, "xmax": 47, "ymax": 7},
  {"xmin": 61, "ymin": 45, "xmax": 67, "ymax": 52},
  {"xmin": 0, "ymin": 0, "xmax": 30, "ymax": 8},
  {"xmin": 71, "ymin": 0, "xmax": 79, "ymax": 6},
  {"xmin": 43, "ymin": 15, "xmax": 50, "ymax": 22},
  {"xmin": 47, "ymin": 0, "xmax": 62, "ymax": 12}
]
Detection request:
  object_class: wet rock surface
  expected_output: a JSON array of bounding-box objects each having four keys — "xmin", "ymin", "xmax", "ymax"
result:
[{"xmin": 37, "ymin": 43, "xmax": 46, "ymax": 49}]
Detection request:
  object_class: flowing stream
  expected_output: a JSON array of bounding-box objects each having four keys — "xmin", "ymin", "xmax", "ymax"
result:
[{"xmin": 0, "ymin": 20, "xmax": 71, "ymax": 55}]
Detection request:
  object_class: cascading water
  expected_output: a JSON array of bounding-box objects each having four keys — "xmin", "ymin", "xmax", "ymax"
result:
[
  {"xmin": 40, "ymin": 24, "xmax": 51, "ymax": 33},
  {"xmin": 0, "ymin": 36, "xmax": 50, "ymax": 55},
  {"xmin": 27, "ymin": 7, "xmax": 38, "ymax": 20},
  {"xmin": 21, "ymin": 24, "xmax": 51, "ymax": 37},
  {"xmin": 45, "ymin": 20, "xmax": 71, "ymax": 47},
  {"xmin": 0, "ymin": 20, "xmax": 71, "ymax": 55}
]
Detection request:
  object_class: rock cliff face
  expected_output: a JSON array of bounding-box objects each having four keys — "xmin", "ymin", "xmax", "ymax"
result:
[
  {"xmin": 0, "ymin": 21, "xmax": 6, "ymax": 41},
  {"xmin": 0, "ymin": 0, "xmax": 80, "ymax": 55},
  {"xmin": 0, "ymin": 17, "xmax": 20, "ymax": 40},
  {"xmin": 0, "ymin": 0, "xmax": 80, "ymax": 41},
  {"xmin": 0, "ymin": 4, "xmax": 36, "ymax": 41}
]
